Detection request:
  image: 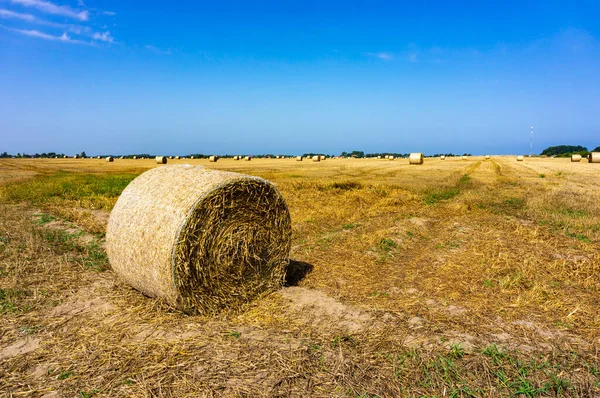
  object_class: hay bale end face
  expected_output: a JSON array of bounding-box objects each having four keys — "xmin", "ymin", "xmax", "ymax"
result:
[
  {"xmin": 156, "ymin": 156, "xmax": 168, "ymax": 164},
  {"xmin": 517, "ymin": 155, "xmax": 524, "ymax": 161},
  {"xmin": 409, "ymin": 152, "xmax": 424, "ymax": 165},
  {"xmin": 571, "ymin": 154, "xmax": 582, "ymax": 162},
  {"xmin": 589, "ymin": 152, "xmax": 600, "ymax": 163},
  {"xmin": 106, "ymin": 165, "xmax": 291, "ymax": 314}
]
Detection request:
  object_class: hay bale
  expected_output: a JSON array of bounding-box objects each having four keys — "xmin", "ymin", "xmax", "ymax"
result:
[
  {"xmin": 132, "ymin": 156, "xmax": 138, "ymax": 160},
  {"xmin": 244, "ymin": 156, "xmax": 252, "ymax": 161},
  {"xmin": 517, "ymin": 155, "xmax": 524, "ymax": 161},
  {"xmin": 209, "ymin": 156, "xmax": 218, "ymax": 162},
  {"xmin": 485, "ymin": 155, "xmax": 491, "ymax": 159},
  {"xmin": 106, "ymin": 156, "xmax": 114, "ymax": 162},
  {"xmin": 409, "ymin": 152, "xmax": 424, "ymax": 165},
  {"xmin": 440, "ymin": 156, "xmax": 446, "ymax": 160},
  {"xmin": 571, "ymin": 154, "xmax": 582, "ymax": 162},
  {"xmin": 377, "ymin": 156, "xmax": 381, "ymax": 159},
  {"xmin": 106, "ymin": 165, "xmax": 291, "ymax": 313},
  {"xmin": 296, "ymin": 156, "xmax": 303, "ymax": 161},
  {"xmin": 312, "ymin": 155, "xmax": 320, "ymax": 162},
  {"xmin": 190, "ymin": 156, "xmax": 195, "ymax": 159},
  {"xmin": 589, "ymin": 152, "xmax": 600, "ymax": 163},
  {"xmin": 175, "ymin": 156, "xmax": 181, "ymax": 160},
  {"xmin": 462, "ymin": 156, "xmax": 468, "ymax": 160},
  {"xmin": 74, "ymin": 155, "xmax": 79, "ymax": 159},
  {"xmin": 156, "ymin": 156, "xmax": 167, "ymax": 164},
  {"xmin": 388, "ymin": 155, "xmax": 395, "ymax": 160},
  {"xmin": 319, "ymin": 155, "xmax": 326, "ymax": 161}
]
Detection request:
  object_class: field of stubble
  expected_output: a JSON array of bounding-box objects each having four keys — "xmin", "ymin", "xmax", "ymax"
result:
[{"xmin": 1, "ymin": 156, "xmax": 599, "ymax": 397}]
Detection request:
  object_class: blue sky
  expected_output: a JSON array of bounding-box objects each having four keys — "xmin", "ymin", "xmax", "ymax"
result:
[{"xmin": 1, "ymin": 1, "xmax": 599, "ymax": 156}]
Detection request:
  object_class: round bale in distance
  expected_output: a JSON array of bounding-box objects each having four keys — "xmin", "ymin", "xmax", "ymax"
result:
[
  {"xmin": 244, "ymin": 156, "xmax": 252, "ymax": 161},
  {"xmin": 517, "ymin": 155, "xmax": 524, "ymax": 161},
  {"xmin": 462, "ymin": 156, "xmax": 468, "ymax": 160},
  {"xmin": 209, "ymin": 155, "xmax": 218, "ymax": 162},
  {"xmin": 106, "ymin": 165, "xmax": 291, "ymax": 313},
  {"xmin": 409, "ymin": 152, "xmax": 424, "ymax": 165},
  {"xmin": 485, "ymin": 155, "xmax": 491, "ymax": 159},
  {"xmin": 156, "ymin": 156, "xmax": 167, "ymax": 164},
  {"xmin": 571, "ymin": 154, "xmax": 582, "ymax": 162},
  {"xmin": 589, "ymin": 152, "xmax": 600, "ymax": 163},
  {"xmin": 106, "ymin": 156, "xmax": 114, "ymax": 162},
  {"xmin": 312, "ymin": 155, "xmax": 320, "ymax": 162},
  {"xmin": 296, "ymin": 156, "xmax": 303, "ymax": 161}
]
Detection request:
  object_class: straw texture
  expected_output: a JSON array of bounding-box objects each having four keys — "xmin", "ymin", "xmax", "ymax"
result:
[
  {"xmin": 409, "ymin": 152, "xmax": 424, "ymax": 165},
  {"xmin": 106, "ymin": 165, "xmax": 292, "ymax": 313},
  {"xmin": 589, "ymin": 152, "xmax": 600, "ymax": 163}
]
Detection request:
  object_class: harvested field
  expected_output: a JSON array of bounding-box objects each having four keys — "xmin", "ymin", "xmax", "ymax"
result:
[{"xmin": 1, "ymin": 156, "xmax": 599, "ymax": 397}]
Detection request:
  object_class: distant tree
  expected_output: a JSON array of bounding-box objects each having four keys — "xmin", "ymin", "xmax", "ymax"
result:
[
  {"xmin": 592, "ymin": 146, "xmax": 600, "ymax": 152},
  {"xmin": 541, "ymin": 145, "xmax": 588, "ymax": 157},
  {"xmin": 80, "ymin": 151, "xmax": 87, "ymax": 158}
]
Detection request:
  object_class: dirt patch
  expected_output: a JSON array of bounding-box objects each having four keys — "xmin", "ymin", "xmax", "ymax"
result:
[
  {"xmin": 279, "ymin": 287, "xmax": 372, "ymax": 332},
  {"xmin": 0, "ymin": 337, "xmax": 41, "ymax": 360}
]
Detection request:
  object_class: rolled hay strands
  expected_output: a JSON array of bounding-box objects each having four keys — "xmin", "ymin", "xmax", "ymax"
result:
[
  {"xmin": 517, "ymin": 155, "xmax": 524, "ymax": 161},
  {"xmin": 296, "ymin": 156, "xmax": 303, "ymax": 161},
  {"xmin": 209, "ymin": 156, "xmax": 218, "ymax": 162},
  {"xmin": 156, "ymin": 156, "xmax": 168, "ymax": 164},
  {"xmin": 312, "ymin": 155, "xmax": 320, "ymax": 162},
  {"xmin": 589, "ymin": 152, "xmax": 600, "ymax": 163},
  {"xmin": 440, "ymin": 155, "xmax": 446, "ymax": 160},
  {"xmin": 571, "ymin": 154, "xmax": 582, "ymax": 162},
  {"xmin": 244, "ymin": 156, "xmax": 252, "ymax": 161},
  {"xmin": 106, "ymin": 165, "xmax": 291, "ymax": 313},
  {"xmin": 409, "ymin": 152, "xmax": 424, "ymax": 165},
  {"xmin": 106, "ymin": 156, "xmax": 114, "ymax": 162}
]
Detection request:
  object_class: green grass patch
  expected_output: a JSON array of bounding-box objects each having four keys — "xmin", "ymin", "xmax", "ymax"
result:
[
  {"xmin": 425, "ymin": 174, "xmax": 470, "ymax": 205},
  {"xmin": 0, "ymin": 288, "xmax": 29, "ymax": 313},
  {"xmin": 2, "ymin": 170, "xmax": 137, "ymax": 210}
]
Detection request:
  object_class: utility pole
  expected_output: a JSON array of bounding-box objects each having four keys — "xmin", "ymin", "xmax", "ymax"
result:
[{"xmin": 529, "ymin": 126, "xmax": 534, "ymax": 157}]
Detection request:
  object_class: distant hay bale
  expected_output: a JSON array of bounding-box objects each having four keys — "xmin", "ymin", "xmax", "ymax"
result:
[
  {"xmin": 175, "ymin": 156, "xmax": 181, "ymax": 160},
  {"xmin": 106, "ymin": 156, "xmax": 114, "ymax": 162},
  {"xmin": 119, "ymin": 156, "xmax": 124, "ymax": 159},
  {"xmin": 388, "ymin": 155, "xmax": 395, "ymax": 160},
  {"xmin": 97, "ymin": 155, "xmax": 101, "ymax": 159},
  {"xmin": 133, "ymin": 156, "xmax": 138, "ymax": 160},
  {"xmin": 485, "ymin": 155, "xmax": 491, "ymax": 159},
  {"xmin": 312, "ymin": 155, "xmax": 320, "ymax": 162},
  {"xmin": 589, "ymin": 152, "xmax": 600, "ymax": 163},
  {"xmin": 517, "ymin": 155, "xmax": 524, "ymax": 161},
  {"xmin": 190, "ymin": 156, "xmax": 195, "ymax": 159},
  {"xmin": 244, "ymin": 156, "xmax": 252, "ymax": 161},
  {"xmin": 106, "ymin": 165, "xmax": 291, "ymax": 313},
  {"xmin": 156, "ymin": 156, "xmax": 167, "ymax": 164},
  {"xmin": 74, "ymin": 155, "xmax": 79, "ymax": 159},
  {"xmin": 296, "ymin": 156, "xmax": 302, "ymax": 161},
  {"xmin": 571, "ymin": 154, "xmax": 582, "ymax": 162},
  {"xmin": 409, "ymin": 152, "xmax": 424, "ymax": 165},
  {"xmin": 209, "ymin": 156, "xmax": 218, "ymax": 162},
  {"xmin": 319, "ymin": 155, "xmax": 326, "ymax": 161},
  {"xmin": 233, "ymin": 156, "xmax": 240, "ymax": 160},
  {"xmin": 462, "ymin": 156, "xmax": 468, "ymax": 160},
  {"xmin": 440, "ymin": 155, "xmax": 446, "ymax": 160},
  {"xmin": 377, "ymin": 156, "xmax": 381, "ymax": 159}
]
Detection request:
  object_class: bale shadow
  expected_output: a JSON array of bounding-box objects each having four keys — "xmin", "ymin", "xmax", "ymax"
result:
[{"xmin": 284, "ymin": 260, "xmax": 314, "ymax": 287}]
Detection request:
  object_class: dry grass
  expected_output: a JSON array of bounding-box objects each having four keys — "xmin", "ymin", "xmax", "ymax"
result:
[{"xmin": 1, "ymin": 157, "xmax": 599, "ymax": 397}]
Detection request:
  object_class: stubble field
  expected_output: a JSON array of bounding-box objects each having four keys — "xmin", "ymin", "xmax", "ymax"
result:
[{"xmin": 0, "ymin": 156, "xmax": 599, "ymax": 397}]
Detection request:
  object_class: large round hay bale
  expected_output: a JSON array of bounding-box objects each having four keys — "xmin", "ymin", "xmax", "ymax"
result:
[
  {"xmin": 485, "ymin": 155, "xmax": 491, "ymax": 160},
  {"xmin": 462, "ymin": 156, "xmax": 468, "ymax": 160},
  {"xmin": 571, "ymin": 154, "xmax": 582, "ymax": 162},
  {"xmin": 175, "ymin": 156, "xmax": 181, "ymax": 160},
  {"xmin": 156, "ymin": 156, "xmax": 167, "ymax": 164},
  {"xmin": 409, "ymin": 152, "xmax": 424, "ymax": 165},
  {"xmin": 388, "ymin": 155, "xmax": 395, "ymax": 160},
  {"xmin": 517, "ymin": 155, "xmax": 524, "ymax": 161},
  {"xmin": 440, "ymin": 155, "xmax": 446, "ymax": 160},
  {"xmin": 244, "ymin": 156, "xmax": 252, "ymax": 161},
  {"xmin": 106, "ymin": 165, "xmax": 291, "ymax": 313},
  {"xmin": 209, "ymin": 155, "xmax": 218, "ymax": 162},
  {"xmin": 312, "ymin": 155, "xmax": 320, "ymax": 162},
  {"xmin": 106, "ymin": 156, "xmax": 114, "ymax": 162},
  {"xmin": 296, "ymin": 156, "xmax": 303, "ymax": 161},
  {"xmin": 589, "ymin": 152, "xmax": 600, "ymax": 163}
]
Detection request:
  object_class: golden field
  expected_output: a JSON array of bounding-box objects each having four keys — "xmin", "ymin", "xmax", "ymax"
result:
[{"xmin": 1, "ymin": 156, "xmax": 599, "ymax": 397}]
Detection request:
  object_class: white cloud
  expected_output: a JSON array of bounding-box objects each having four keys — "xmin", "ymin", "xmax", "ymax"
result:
[
  {"xmin": 9, "ymin": 0, "xmax": 88, "ymax": 21},
  {"xmin": 145, "ymin": 45, "xmax": 171, "ymax": 55},
  {"xmin": 407, "ymin": 53, "xmax": 418, "ymax": 63},
  {"xmin": 1, "ymin": 24, "xmax": 87, "ymax": 43},
  {"xmin": 92, "ymin": 30, "xmax": 112, "ymax": 42},
  {"xmin": 0, "ymin": 8, "xmax": 35, "ymax": 21},
  {"xmin": 365, "ymin": 52, "xmax": 393, "ymax": 61}
]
